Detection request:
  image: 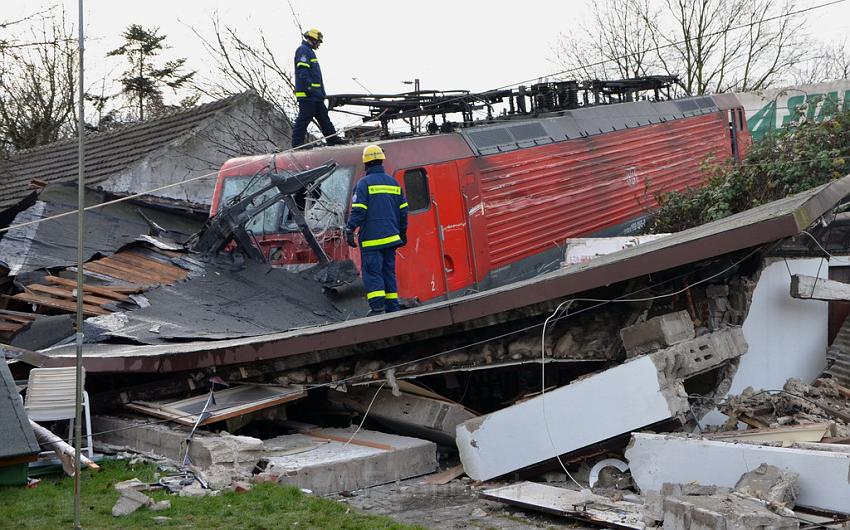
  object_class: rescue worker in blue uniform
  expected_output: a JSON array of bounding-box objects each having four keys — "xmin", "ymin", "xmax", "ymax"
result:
[
  {"xmin": 345, "ymin": 145, "xmax": 409, "ymax": 315},
  {"xmin": 292, "ymin": 28, "xmax": 343, "ymax": 148}
]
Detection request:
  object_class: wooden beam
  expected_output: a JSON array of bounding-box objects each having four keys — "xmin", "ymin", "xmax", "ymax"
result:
[
  {"xmin": 303, "ymin": 431, "xmax": 394, "ymax": 451},
  {"xmin": 814, "ymin": 378, "xmax": 850, "ymax": 400},
  {"xmin": 26, "ymin": 284, "xmax": 115, "ymax": 306},
  {"xmin": 5, "ymin": 293, "xmax": 109, "ymax": 316},
  {"xmin": 45, "ymin": 276, "xmax": 137, "ymax": 298},
  {"xmin": 791, "ymin": 274, "xmax": 850, "ymax": 302},
  {"xmin": 29, "ymin": 420, "xmax": 99, "ymax": 473}
]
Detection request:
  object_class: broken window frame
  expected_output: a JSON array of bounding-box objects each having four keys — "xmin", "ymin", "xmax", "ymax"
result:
[{"xmin": 217, "ymin": 165, "xmax": 355, "ymax": 235}]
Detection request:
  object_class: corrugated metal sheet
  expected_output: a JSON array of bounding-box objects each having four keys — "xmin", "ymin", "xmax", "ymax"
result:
[{"xmin": 477, "ymin": 113, "xmax": 731, "ymax": 268}]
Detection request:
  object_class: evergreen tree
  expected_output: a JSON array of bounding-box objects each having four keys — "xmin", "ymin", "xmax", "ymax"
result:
[{"xmin": 107, "ymin": 24, "xmax": 195, "ymax": 121}]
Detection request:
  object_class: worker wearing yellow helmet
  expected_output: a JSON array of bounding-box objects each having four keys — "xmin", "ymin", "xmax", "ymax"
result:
[
  {"xmin": 291, "ymin": 28, "xmax": 344, "ymax": 148},
  {"xmin": 345, "ymin": 145, "xmax": 409, "ymax": 316}
]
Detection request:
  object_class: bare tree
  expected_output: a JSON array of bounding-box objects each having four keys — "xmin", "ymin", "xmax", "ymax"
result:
[
  {"xmin": 190, "ymin": 15, "xmax": 297, "ymax": 120},
  {"xmin": 554, "ymin": 0, "xmax": 809, "ymax": 95},
  {"xmin": 792, "ymin": 39, "xmax": 850, "ymax": 85},
  {"xmin": 553, "ymin": 0, "xmax": 659, "ymax": 80},
  {"xmin": 0, "ymin": 10, "xmax": 77, "ymax": 152}
]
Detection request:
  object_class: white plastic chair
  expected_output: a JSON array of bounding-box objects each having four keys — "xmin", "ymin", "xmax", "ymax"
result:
[{"xmin": 24, "ymin": 367, "xmax": 93, "ymax": 458}]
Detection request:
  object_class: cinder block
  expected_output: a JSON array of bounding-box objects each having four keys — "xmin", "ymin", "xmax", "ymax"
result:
[{"xmin": 621, "ymin": 310, "xmax": 695, "ymax": 357}]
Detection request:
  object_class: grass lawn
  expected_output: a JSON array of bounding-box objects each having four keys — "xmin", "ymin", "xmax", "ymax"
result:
[{"xmin": 0, "ymin": 460, "xmax": 423, "ymax": 529}]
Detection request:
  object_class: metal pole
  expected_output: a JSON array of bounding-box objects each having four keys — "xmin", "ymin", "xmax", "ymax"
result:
[
  {"xmin": 414, "ymin": 78, "xmax": 420, "ymax": 133},
  {"xmin": 73, "ymin": 0, "xmax": 85, "ymax": 528}
]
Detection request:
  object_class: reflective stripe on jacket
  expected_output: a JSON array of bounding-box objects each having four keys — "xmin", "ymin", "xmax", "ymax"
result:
[
  {"xmin": 346, "ymin": 164, "xmax": 409, "ymax": 250},
  {"xmin": 293, "ymin": 41, "xmax": 325, "ymax": 101}
]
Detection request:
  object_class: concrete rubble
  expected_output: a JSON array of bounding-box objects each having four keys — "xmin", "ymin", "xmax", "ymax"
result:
[
  {"xmin": 456, "ymin": 328, "xmax": 747, "ymax": 481},
  {"xmin": 620, "ymin": 310, "xmax": 695, "ymax": 358},
  {"xmin": 257, "ymin": 427, "xmax": 437, "ymax": 495},
  {"xmin": 12, "ymin": 183, "xmax": 850, "ymax": 530},
  {"xmin": 625, "ymin": 432, "xmax": 850, "ymax": 513},
  {"xmin": 327, "ymin": 386, "xmax": 476, "ymax": 445}
]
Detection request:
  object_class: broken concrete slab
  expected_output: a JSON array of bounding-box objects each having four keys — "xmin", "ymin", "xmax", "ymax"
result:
[
  {"xmin": 626, "ymin": 433, "xmax": 850, "ymax": 513},
  {"xmin": 662, "ymin": 493, "xmax": 798, "ymax": 530},
  {"xmin": 620, "ymin": 310, "xmax": 694, "ymax": 358},
  {"xmin": 93, "ymin": 415, "xmax": 262, "ymax": 487},
  {"xmin": 112, "ymin": 488, "xmax": 153, "ymax": 517},
  {"xmin": 114, "ymin": 478, "xmax": 148, "ymax": 492},
  {"xmin": 258, "ymin": 427, "xmax": 436, "ymax": 495},
  {"xmin": 480, "ymin": 481, "xmax": 645, "ymax": 529},
  {"xmin": 790, "ymin": 274, "xmax": 850, "ymax": 302},
  {"xmin": 457, "ymin": 328, "xmax": 746, "ymax": 481},
  {"xmin": 150, "ymin": 500, "xmax": 171, "ymax": 511},
  {"xmin": 328, "ymin": 386, "xmax": 476, "ymax": 445},
  {"xmin": 734, "ymin": 463, "xmax": 798, "ymax": 506}
]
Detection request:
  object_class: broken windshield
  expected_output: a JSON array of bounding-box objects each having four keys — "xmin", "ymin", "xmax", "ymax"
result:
[{"xmin": 219, "ymin": 165, "xmax": 354, "ymax": 235}]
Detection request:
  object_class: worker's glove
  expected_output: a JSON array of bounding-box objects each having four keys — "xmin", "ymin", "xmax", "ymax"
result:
[
  {"xmin": 399, "ymin": 232, "xmax": 407, "ymax": 247},
  {"xmin": 345, "ymin": 228, "xmax": 357, "ymax": 248}
]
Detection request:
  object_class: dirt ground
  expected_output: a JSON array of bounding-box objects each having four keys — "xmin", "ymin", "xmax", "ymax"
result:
[{"xmin": 332, "ymin": 476, "xmax": 593, "ymax": 530}]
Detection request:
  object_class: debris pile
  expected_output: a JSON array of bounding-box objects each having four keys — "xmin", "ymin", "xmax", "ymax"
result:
[
  {"xmin": 5, "ymin": 167, "xmax": 850, "ymax": 530},
  {"xmin": 721, "ymin": 377, "xmax": 850, "ymax": 436}
]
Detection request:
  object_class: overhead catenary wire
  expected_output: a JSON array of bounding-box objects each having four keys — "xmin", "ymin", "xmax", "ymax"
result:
[{"xmin": 1, "ymin": 0, "xmax": 846, "ymax": 237}]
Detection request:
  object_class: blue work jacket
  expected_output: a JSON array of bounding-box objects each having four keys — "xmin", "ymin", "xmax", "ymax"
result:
[
  {"xmin": 346, "ymin": 164, "xmax": 409, "ymax": 250},
  {"xmin": 294, "ymin": 41, "xmax": 325, "ymax": 102}
]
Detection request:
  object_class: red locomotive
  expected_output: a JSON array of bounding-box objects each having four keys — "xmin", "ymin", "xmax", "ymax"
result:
[{"xmin": 211, "ymin": 78, "xmax": 751, "ymax": 304}]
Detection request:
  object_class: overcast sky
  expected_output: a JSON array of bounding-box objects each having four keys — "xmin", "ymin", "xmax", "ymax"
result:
[{"xmin": 5, "ymin": 0, "xmax": 850, "ymax": 128}]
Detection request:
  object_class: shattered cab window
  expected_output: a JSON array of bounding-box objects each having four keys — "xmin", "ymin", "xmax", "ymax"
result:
[
  {"xmin": 218, "ymin": 165, "xmax": 354, "ymax": 235},
  {"xmin": 219, "ymin": 175, "xmax": 283, "ymax": 235},
  {"xmin": 302, "ymin": 165, "xmax": 355, "ymax": 232}
]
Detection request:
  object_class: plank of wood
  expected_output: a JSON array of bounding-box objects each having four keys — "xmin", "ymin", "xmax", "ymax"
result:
[
  {"xmin": 27, "ymin": 284, "xmax": 115, "ymax": 306},
  {"xmin": 738, "ymin": 414, "xmax": 770, "ymax": 429},
  {"xmin": 84, "ymin": 261, "xmax": 159, "ymax": 286},
  {"xmin": 45, "ymin": 276, "xmax": 137, "ymax": 297},
  {"xmin": 8, "ymin": 293, "xmax": 109, "ymax": 316},
  {"xmin": 0, "ymin": 313, "xmax": 36, "ymax": 324},
  {"xmin": 88, "ymin": 259, "xmax": 163, "ymax": 283},
  {"xmin": 423, "ymin": 464, "xmax": 466, "ymax": 485},
  {"xmin": 102, "ymin": 256, "xmax": 183, "ymax": 284},
  {"xmin": 108, "ymin": 252, "xmax": 187, "ymax": 282},
  {"xmin": 814, "ymin": 378, "xmax": 850, "ymax": 400},
  {"xmin": 708, "ymin": 423, "xmax": 831, "ymax": 444},
  {"xmin": 0, "ymin": 322, "xmax": 24, "ymax": 332},
  {"xmin": 304, "ymin": 431, "xmax": 395, "ymax": 451}
]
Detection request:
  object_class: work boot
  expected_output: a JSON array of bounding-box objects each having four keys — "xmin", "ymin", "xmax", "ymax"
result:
[{"xmin": 366, "ymin": 308, "xmax": 384, "ymax": 317}]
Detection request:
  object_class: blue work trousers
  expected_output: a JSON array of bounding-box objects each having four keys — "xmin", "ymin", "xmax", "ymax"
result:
[
  {"xmin": 291, "ymin": 99, "xmax": 339, "ymax": 148},
  {"xmin": 361, "ymin": 247, "xmax": 400, "ymax": 312}
]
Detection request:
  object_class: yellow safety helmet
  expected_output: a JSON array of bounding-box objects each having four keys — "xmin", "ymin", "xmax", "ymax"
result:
[
  {"xmin": 362, "ymin": 145, "xmax": 386, "ymax": 164},
  {"xmin": 303, "ymin": 28, "xmax": 323, "ymax": 42}
]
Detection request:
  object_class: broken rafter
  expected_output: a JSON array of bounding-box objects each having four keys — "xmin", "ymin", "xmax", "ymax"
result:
[
  {"xmin": 44, "ymin": 276, "xmax": 136, "ymax": 299},
  {"xmin": 3, "ymin": 293, "xmax": 108, "ymax": 316},
  {"xmin": 26, "ymin": 284, "xmax": 115, "ymax": 306}
]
